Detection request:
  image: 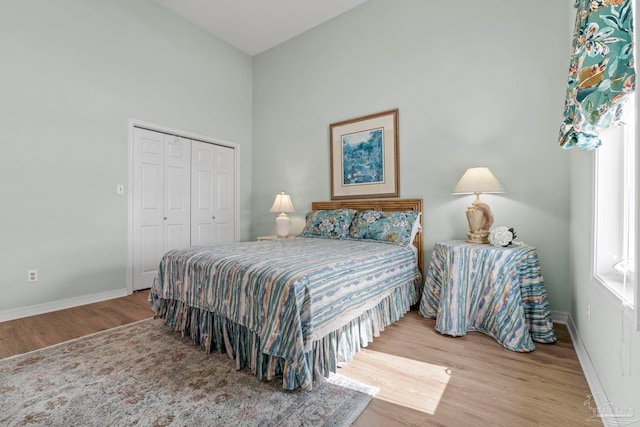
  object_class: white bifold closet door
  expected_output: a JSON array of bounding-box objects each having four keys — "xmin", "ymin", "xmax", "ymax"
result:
[
  {"xmin": 132, "ymin": 128, "xmax": 235, "ymax": 291},
  {"xmin": 190, "ymin": 141, "xmax": 235, "ymax": 246}
]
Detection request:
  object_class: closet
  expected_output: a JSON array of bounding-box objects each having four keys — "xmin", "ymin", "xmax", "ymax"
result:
[{"xmin": 131, "ymin": 127, "xmax": 236, "ymax": 291}]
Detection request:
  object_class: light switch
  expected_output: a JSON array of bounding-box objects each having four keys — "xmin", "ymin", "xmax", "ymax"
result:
[{"xmin": 117, "ymin": 184, "xmax": 125, "ymax": 195}]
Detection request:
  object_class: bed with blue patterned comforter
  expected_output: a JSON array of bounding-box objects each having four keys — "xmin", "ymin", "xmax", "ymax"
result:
[{"xmin": 150, "ymin": 237, "xmax": 422, "ymax": 390}]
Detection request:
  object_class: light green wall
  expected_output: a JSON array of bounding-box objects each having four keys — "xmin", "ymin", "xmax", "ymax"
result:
[
  {"xmin": 569, "ymin": 106, "xmax": 640, "ymax": 421},
  {"xmin": 0, "ymin": 0, "xmax": 252, "ymax": 311},
  {"xmin": 252, "ymin": 0, "xmax": 572, "ymax": 312}
]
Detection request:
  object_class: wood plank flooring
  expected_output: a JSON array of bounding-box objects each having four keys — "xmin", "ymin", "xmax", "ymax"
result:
[
  {"xmin": 0, "ymin": 291, "xmax": 153, "ymax": 359},
  {"xmin": 0, "ymin": 292, "xmax": 598, "ymax": 426},
  {"xmin": 345, "ymin": 311, "xmax": 598, "ymax": 426}
]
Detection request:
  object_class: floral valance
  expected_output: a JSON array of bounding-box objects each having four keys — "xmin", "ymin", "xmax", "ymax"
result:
[{"xmin": 559, "ymin": 0, "xmax": 635, "ymax": 150}]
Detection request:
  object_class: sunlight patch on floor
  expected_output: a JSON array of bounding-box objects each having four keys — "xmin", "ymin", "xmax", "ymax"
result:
[{"xmin": 339, "ymin": 348, "xmax": 451, "ymax": 415}]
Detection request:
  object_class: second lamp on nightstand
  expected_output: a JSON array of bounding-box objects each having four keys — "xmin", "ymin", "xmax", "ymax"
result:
[{"xmin": 269, "ymin": 192, "xmax": 295, "ymax": 238}]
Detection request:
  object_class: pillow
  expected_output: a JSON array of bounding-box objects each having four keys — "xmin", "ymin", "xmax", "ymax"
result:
[
  {"xmin": 349, "ymin": 210, "xmax": 420, "ymax": 246},
  {"xmin": 299, "ymin": 209, "xmax": 357, "ymax": 239},
  {"xmin": 348, "ymin": 210, "xmax": 380, "ymax": 239}
]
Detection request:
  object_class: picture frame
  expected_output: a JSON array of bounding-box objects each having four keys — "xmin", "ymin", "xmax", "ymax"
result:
[{"xmin": 330, "ymin": 109, "xmax": 399, "ymax": 200}]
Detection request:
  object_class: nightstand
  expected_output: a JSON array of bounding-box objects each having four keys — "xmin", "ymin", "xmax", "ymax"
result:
[
  {"xmin": 418, "ymin": 240, "xmax": 556, "ymax": 351},
  {"xmin": 257, "ymin": 235, "xmax": 295, "ymax": 241}
]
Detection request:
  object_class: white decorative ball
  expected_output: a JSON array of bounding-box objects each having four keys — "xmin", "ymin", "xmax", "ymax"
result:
[{"xmin": 489, "ymin": 226, "xmax": 513, "ymax": 247}]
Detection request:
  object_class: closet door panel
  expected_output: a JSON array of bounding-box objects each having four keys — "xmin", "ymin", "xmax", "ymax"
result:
[
  {"xmin": 141, "ymin": 225, "xmax": 162, "ymax": 274},
  {"xmin": 193, "ymin": 168, "xmax": 215, "ymax": 246},
  {"xmin": 191, "ymin": 141, "xmax": 216, "ymax": 246},
  {"xmin": 213, "ymin": 145, "xmax": 235, "ymax": 244},
  {"xmin": 133, "ymin": 128, "xmax": 165, "ymax": 291},
  {"xmin": 164, "ymin": 137, "xmax": 191, "ymax": 252},
  {"xmin": 141, "ymin": 164, "xmax": 162, "ymax": 210}
]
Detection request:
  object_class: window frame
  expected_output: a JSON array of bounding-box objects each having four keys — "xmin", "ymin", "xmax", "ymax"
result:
[
  {"xmin": 634, "ymin": 8, "xmax": 639, "ymax": 331},
  {"xmin": 593, "ymin": 120, "xmax": 636, "ymax": 307},
  {"xmin": 636, "ymin": 90, "xmax": 640, "ymax": 331}
]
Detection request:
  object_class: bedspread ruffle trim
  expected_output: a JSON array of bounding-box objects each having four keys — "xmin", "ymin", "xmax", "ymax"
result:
[{"xmin": 151, "ymin": 277, "xmax": 421, "ymax": 390}]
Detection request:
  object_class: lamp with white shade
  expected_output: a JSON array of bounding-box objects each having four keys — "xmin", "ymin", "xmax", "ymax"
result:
[
  {"xmin": 452, "ymin": 167, "xmax": 505, "ymax": 244},
  {"xmin": 269, "ymin": 192, "xmax": 295, "ymax": 238}
]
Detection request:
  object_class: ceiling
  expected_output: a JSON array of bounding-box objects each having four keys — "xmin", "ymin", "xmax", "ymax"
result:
[{"xmin": 152, "ymin": 0, "xmax": 369, "ymax": 56}]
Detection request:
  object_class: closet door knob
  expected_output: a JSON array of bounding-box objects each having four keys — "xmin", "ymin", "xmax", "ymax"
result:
[{"xmin": 163, "ymin": 217, "xmax": 167, "ymax": 220}]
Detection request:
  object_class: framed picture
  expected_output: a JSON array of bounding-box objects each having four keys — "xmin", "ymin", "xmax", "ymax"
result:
[{"xmin": 330, "ymin": 109, "xmax": 399, "ymax": 200}]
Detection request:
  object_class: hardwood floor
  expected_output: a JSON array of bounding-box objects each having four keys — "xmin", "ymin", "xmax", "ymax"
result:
[
  {"xmin": 0, "ymin": 291, "xmax": 153, "ymax": 359},
  {"xmin": 0, "ymin": 292, "xmax": 598, "ymax": 426},
  {"xmin": 346, "ymin": 312, "xmax": 598, "ymax": 426}
]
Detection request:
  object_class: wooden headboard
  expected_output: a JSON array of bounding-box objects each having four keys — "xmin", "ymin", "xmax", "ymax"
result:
[{"xmin": 311, "ymin": 198, "xmax": 424, "ymax": 275}]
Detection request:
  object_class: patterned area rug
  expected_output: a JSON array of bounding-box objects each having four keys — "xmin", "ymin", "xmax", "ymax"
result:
[{"xmin": 0, "ymin": 319, "xmax": 376, "ymax": 426}]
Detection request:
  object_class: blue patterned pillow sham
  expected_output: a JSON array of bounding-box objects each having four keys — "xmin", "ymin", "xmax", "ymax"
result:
[
  {"xmin": 299, "ymin": 209, "xmax": 357, "ymax": 239},
  {"xmin": 349, "ymin": 210, "xmax": 420, "ymax": 246}
]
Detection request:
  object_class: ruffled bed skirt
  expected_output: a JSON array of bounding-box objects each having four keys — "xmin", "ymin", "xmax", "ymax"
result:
[{"xmin": 153, "ymin": 278, "xmax": 422, "ymax": 390}]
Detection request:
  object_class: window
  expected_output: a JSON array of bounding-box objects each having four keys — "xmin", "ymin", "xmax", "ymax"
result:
[{"xmin": 594, "ymin": 102, "xmax": 636, "ymax": 307}]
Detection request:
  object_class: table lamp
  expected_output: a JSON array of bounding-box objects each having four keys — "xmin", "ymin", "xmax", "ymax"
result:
[
  {"xmin": 452, "ymin": 167, "xmax": 505, "ymax": 244},
  {"xmin": 269, "ymin": 192, "xmax": 295, "ymax": 238}
]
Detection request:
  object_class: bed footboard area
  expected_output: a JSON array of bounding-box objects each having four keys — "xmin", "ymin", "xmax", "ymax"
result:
[{"xmin": 151, "ymin": 277, "xmax": 422, "ymax": 390}]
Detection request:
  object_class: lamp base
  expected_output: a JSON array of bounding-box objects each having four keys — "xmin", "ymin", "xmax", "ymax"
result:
[
  {"xmin": 464, "ymin": 197, "xmax": 494, "ymax": 244},
  {"xmin": 466, "ymin": 229, "xmax": 490, "ymax": 244},
  {"xmin": 275, "ymin": 213, "xmax": 291, "ymax": 238}
]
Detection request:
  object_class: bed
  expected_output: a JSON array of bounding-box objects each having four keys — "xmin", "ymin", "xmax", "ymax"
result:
[{"xmin": 150, "ymin": 199, "xmax": 423, "ymax": 390}]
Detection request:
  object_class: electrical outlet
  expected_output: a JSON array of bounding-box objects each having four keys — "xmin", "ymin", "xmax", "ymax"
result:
[
  {"xmin": 586, "ymin": 300, "xmax": 591, "ymax": 321},
  {"xmin": 27, "ymin": 270, "xmax": 38, "ymax": 283}
]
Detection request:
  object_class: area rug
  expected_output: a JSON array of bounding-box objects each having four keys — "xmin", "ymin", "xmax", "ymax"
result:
[{"xmin": 0, "ymin": 319, "xmax": 377, "ymax": 426}]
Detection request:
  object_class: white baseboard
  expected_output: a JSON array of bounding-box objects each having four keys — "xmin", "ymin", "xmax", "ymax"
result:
[
  {"xmin": 0, "ymin": 288, "xmax": 129, "ymax": 323},
  {"xmin": 554, "ymin": 310, "xmax": 618, "ymax": 427},
  {"xmin": 550, "ymin": 310, "xmax": 569, "ymax": 324}
]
